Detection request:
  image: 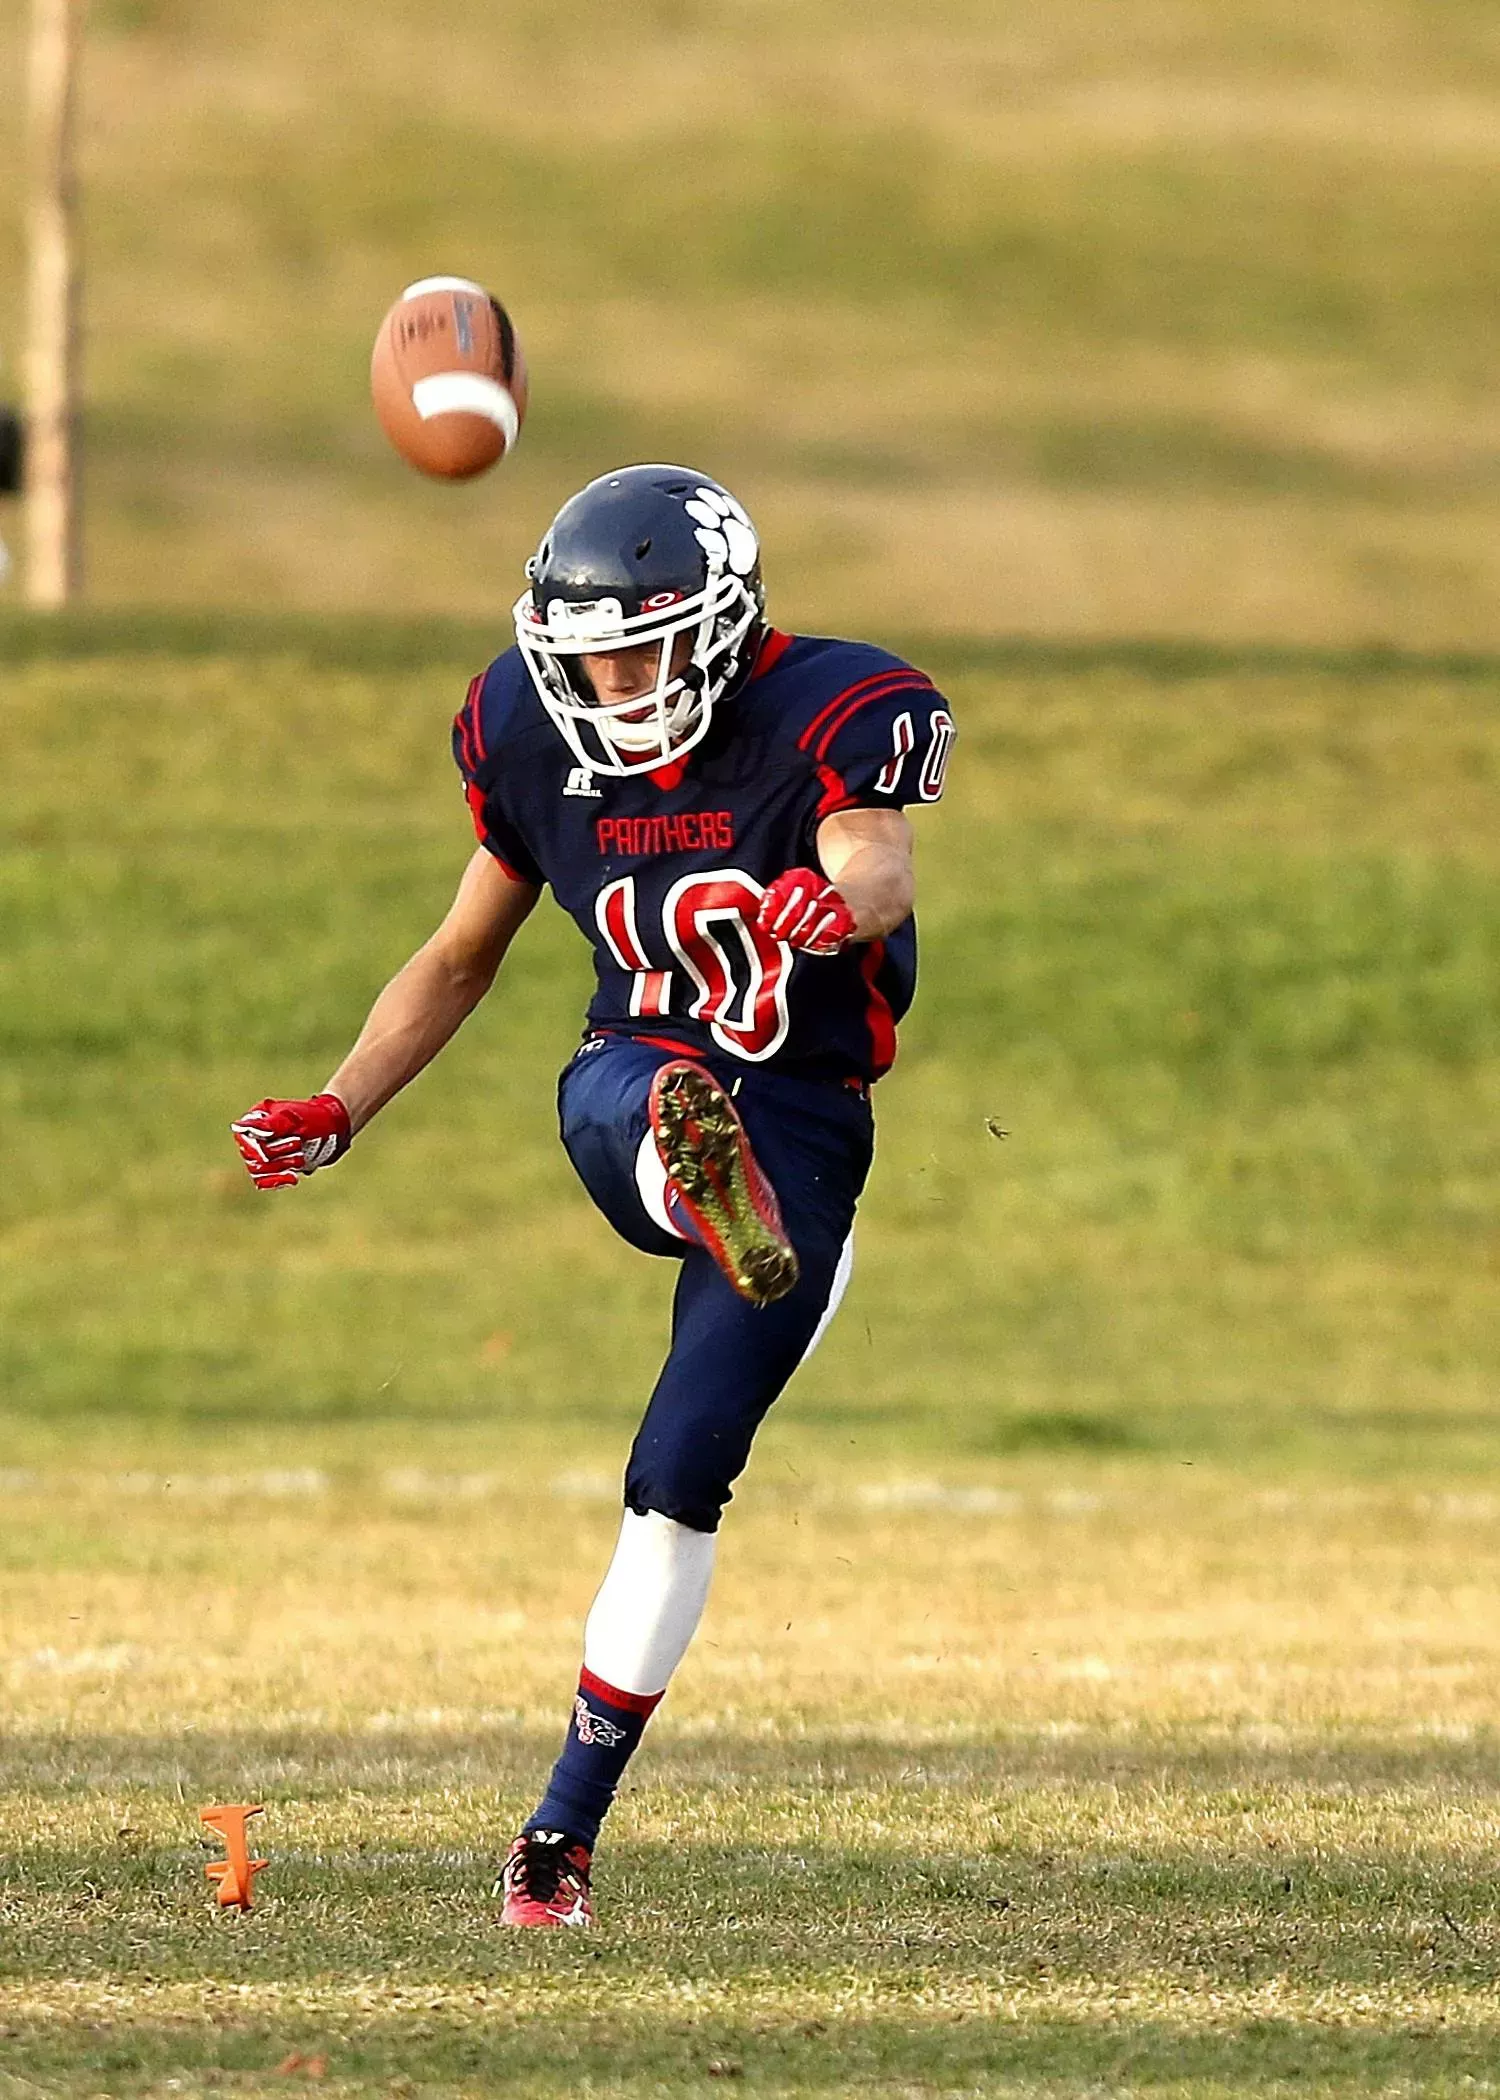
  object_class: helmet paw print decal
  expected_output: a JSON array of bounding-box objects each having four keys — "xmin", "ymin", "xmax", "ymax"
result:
[{"xmin": 685, "ymin": 486, "xmax": 759, "ymax": 577}]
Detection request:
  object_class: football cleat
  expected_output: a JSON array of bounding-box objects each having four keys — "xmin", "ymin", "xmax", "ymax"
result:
[
  {"xmin": 649, "ymin": 1060, "xmax": 799, "ymax": 1307},
  {"xmin": 496, "ymin": 1830, "xmax": 594, "ymax": 1929}
]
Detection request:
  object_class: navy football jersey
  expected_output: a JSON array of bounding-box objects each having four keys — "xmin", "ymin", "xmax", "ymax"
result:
[{"xmin": 452, "ymin": 630, "xmax": 955, "ymax": 1082}]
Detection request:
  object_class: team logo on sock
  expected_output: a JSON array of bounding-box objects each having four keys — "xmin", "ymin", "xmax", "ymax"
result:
[{"xmin": 574, "ymin": 1696, "xmax": 627, "ymax": 1748}]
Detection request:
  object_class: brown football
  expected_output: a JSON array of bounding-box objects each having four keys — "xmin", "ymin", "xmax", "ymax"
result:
[{"xmin": 370, "ymin": 277, "xmax": 529, "ymax": 480}]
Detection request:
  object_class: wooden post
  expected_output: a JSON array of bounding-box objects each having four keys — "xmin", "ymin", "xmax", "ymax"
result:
[{"xmin": 24, "ymin": 0, "xmax": 85, "ymax": 607}]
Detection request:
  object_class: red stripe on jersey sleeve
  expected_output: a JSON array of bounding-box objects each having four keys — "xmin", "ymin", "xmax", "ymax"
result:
[
  {"xmin": 797, "ymin": 670, "xmax": 899, "ymax": 753},
  {"xmin": 797, "ymin": 668, "xmax": 931, "ymax": 755},
  {"xmin": 464, "ymin": 781, "xmax": 530, "ymax": 883},
  {"xmin": 463, "ymin": 673, "xmax": 487, "ymax": 765},
  {"xmin": 860, "ymin": 939, "xmax": 899, "ymax": 1077},
  {"xmin": 812, "ymin": 674, "xmax": 934, "ymax": 764},
  {"xmin": 815, "ymin": 761, "xmax": 855, "ymax": 817},
  {"xmin": 454, "ymin": 706, "xmax": 475, "ymax": 775}
]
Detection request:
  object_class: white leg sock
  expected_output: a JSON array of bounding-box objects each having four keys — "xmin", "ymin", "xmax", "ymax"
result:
[{"xmin": 581, "ymin": 1508, "xmax": 718, "ymax": 1698}]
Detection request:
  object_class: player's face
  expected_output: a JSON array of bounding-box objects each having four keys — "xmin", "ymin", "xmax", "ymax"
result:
[{"xmin": 579, "ymin": 634, "xmax": 693, "ymax": 710}]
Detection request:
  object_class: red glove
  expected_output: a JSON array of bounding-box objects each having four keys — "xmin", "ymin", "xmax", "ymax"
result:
[
  {"xmin": 231, "ymin": 1093, "xmax": 352, "ymax": 1191},
  {"xmin": 756, "ymin": 867, "xmax": 858, "ymax": 955}
]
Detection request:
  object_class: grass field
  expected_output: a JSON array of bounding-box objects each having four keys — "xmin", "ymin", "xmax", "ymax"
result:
[
  {"xmin": 5, "ymin": 6, "xmax": 1500, "ymax": 2087},
  {"xmin": 3, "ymin": 614, "xmax": 1500, "ymax": 2092},
  {"xmin": 7, "ymin": 1471, "xmax": 1500, "ymax": 2095},
  {"xmin": 4, "ymin": 1, "xmax": 1500, "ymax": 645}
]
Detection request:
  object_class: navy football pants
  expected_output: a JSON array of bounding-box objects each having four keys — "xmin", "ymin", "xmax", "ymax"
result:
[{"xmin": 557, "ymin": 1035, "xmax": 875, "ymax": 1533}]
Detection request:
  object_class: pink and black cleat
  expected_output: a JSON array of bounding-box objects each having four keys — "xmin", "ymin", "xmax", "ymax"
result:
[
  {"xmin": 648, "ymin": 1060, "xmax": 799, "ymax": 1307},
  {"xmin": 497, "ymin": 1830, "xmax": 594, "ymax": 1928}
]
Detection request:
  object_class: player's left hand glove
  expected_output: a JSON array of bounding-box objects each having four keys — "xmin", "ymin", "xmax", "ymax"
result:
[
  {"xmin": 756, "ymin": 868, "xmax": 858, "ymax": 955},
  {"xmin": 231, "ymin": 1093, "xmax": 352, "ymax": 1191}
]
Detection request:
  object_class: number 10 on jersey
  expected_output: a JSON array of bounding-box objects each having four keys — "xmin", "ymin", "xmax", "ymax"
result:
[{"xmin": 596, "ymin": 869, "xmax": 793, "ymax": 1062}]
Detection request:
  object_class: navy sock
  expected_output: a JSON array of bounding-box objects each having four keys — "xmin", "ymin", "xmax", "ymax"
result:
[{"xmin": 526, "ymin": 1667, "xmax": 663, "ymax": 1851}]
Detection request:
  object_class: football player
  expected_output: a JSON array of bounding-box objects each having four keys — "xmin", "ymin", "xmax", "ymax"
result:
[{"xmin": 233, "ymin": 465, "xmax": 955, "ymax": 1928}]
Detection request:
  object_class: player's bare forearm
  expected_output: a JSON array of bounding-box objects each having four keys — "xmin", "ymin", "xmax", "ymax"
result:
[
  {"xmin": 324, "ymin": 945, "xmax": 490, "ymax": 1132},
  {"xmin": 814, "ymin": 807, "xmax": 916, "ymax": 941},
  {"xmin": 326, "ymin": 849, "xmax": 538, "ymax": 1132}
]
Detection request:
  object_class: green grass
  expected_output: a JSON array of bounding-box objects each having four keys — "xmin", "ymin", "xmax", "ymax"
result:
[
  {"xmin": 5, "ymin": 1473, "xmax": 1500, "ymax": 2095},
  {"xmin": 4, "ymin": 3, "xmax": 1500, "ymax": 2084},
  {"xmin": 5, "ymin": 618, "xmax": 1500, "ymax": 1476},
  {"xmin": 4, "ymin": 2, "xmax": 1500, "ymax": 641},
  {"xmin": 4, "ymin": 616, "xmax": 1500, "ymax": 2085},
  {"xmin": 4, "ymin": 613, "xmax": 1500, "ymax": 2088}
]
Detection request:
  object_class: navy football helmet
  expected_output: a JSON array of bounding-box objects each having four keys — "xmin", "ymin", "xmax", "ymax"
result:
[{"xmin": 514, "ymin": 464, "xmax": 765, "ymax": 776}]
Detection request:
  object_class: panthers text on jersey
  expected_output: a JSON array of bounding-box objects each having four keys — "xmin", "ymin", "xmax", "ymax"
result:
[{"xmin": 452, "ymin": 629, "xmax": 956, "ymax": 1083}]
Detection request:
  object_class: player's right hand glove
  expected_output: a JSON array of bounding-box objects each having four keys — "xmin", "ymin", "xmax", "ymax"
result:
[
  {"xmin": 231, "ymin": 1094, "xmax": 352, "ymax": 1191},
  {"xmin": 756, "ymin": 868, "xmax": 858, "ymax": 955}
]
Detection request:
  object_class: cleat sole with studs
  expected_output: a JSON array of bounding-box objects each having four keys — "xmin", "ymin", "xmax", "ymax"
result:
[{"xmin": 649, "ymin": 1063, "xmax": 799, "ymax": 1307}]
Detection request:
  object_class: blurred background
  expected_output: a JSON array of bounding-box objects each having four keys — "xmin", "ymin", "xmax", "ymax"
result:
[
  {"xmin": 1, "ymin": 0, "xmax": 1499, "ymax": 1474},
  {"xmin": 5, "ymin": 0, "xmax": 1500, "ymax": 642}
]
